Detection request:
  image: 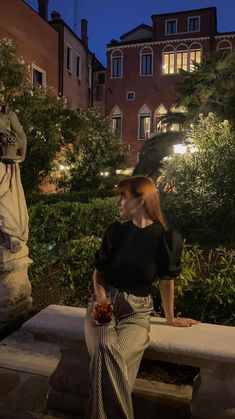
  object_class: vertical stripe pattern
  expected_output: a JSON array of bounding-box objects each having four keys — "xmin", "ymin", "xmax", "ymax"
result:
[{"xmin": 85, "ymin": 286, "xmax": 153, "ymax": 419}]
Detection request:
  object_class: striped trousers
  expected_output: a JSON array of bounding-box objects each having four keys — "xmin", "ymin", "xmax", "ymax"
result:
[{"xmin": 84, "ymin": 285, "xmax": 153, "ymax": 419}]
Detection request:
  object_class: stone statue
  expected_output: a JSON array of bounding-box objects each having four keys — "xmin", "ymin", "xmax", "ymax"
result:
[
  {"xmin": 0, "ymin": 91, "xmax": 32, "ymax": 323},
  {"xmin": 0, "ymin": 102, "xmax": 27, "ymax": 164},
  {"xmin": 0, "ymin": 94, "xmax": 28, "ymax": 252}
]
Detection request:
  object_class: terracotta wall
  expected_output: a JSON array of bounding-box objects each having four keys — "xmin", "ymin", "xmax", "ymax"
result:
[
  {"xmin": 62, "ymin": 25, "xmax": 92, "ymax": 109},
  {"xmin": 0, "ymin": 0, "xmax": 58, "ymax": 91}
]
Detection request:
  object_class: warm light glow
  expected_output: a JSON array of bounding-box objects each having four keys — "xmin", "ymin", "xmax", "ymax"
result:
[
  {"xmin": 173, "ymin": 144, "xmax": 198, "ymax": 154},
  {"xmin": 173, "ymin": 144, "xmax": 187, "ymax": 154}
]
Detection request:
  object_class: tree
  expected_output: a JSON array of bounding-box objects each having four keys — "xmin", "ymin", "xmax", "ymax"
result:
[
  {"xmin": 53, "ymin": 108, "xmax": 128, "ymax": 191},
  {"xmin": 134, "ymin": 51, "xmax": 235, "ymax": 178},
  {"xmin": 176, "ymin": 51, "xmax": 235, "ymax": 127},
  {"xmin": 0, "ymin": 39, "xmax": 68, "ymax": 197},
  {"xmin": 0, "ymin": 39, "xmax": 127, "ymax": 196},
  {"xmin": 133, "ymin": 132, "xmax": 183, "ymax": 178},
  {"xmin": 158, "ymin": 114, "xmax": 235, "ymax": 243}
]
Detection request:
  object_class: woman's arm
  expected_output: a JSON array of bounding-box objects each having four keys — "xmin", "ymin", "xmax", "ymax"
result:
[
  {"xmin": 159, "ymin": 279, "xmax": 198, "ymax": 327},
  {"xmin": 93, "ymin": 269, "xmax": 107, "ymax": 302}
]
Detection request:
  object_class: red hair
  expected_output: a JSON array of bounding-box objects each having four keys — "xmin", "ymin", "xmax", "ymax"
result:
[{"xmin": 116, "ymin": 176, "xmax": 166, "ymax": 228}]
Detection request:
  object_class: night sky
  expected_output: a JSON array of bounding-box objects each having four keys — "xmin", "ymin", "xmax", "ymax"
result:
[{"xmin": 25, "ymin": 0, "xmax": 235, "ymax": 65}]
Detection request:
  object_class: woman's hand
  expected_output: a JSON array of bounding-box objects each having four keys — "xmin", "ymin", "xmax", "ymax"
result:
[
  {"xmin": 166, "ymin": 317, "xmax": 198, "ymax": 327},
  {"xmin": 92, "ymin": 299, "xmax": 113, "ymax": 325}
]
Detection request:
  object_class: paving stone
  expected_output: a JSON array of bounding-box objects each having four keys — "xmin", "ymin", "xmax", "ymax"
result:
[
  {"xmin": 0, "ymin": 330, "xmax": 60, "ymax": 376},
  {"xmin": 0, "ymin": 375, "xmax": 49, "ymax": 415},
  {"xmin": 0, "ymin": 370, "xmax": 20, "ymax": 401}
]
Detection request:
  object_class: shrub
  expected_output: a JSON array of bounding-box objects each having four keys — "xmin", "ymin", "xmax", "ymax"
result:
[
  {"xmin": 153, "ymin": 246, "xmax": 235, "ymax": 326},
  {"xmin": 28, "ymin": 189, "xmax": 114, "ymax": 206},
  {"xmin": 28, "ymin": 197, "xmax": 118, "ymax": 244},
  {"xmin": 159, "ymin": 114, "xmax": 235, "ymax": 244},
  {"xmin": 59, "ymin": 236, "xmax": 100, "ymax": 305}
]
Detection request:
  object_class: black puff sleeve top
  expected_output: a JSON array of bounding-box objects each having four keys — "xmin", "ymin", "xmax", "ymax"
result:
[{"xmin": 95, "ymin": 221, "xmax": 183, "ymax": 296}]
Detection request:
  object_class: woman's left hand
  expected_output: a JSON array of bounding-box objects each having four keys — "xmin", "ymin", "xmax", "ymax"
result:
[{"xmin": 167, "ymin": 317, "xmax": 198, "ymax": 327}]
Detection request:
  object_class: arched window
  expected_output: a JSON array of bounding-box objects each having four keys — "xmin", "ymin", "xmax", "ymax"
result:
[
  {"xmin": 110, "ymin": 105, "xmax": 122, "ymax": 138},
  {"xmin": 138, "ymin": 104, "xmax": 151, "ymax": 139},
  {"xmin": 189, "ymin": 43, "xmax": 202, "ymax": 71},
  {"xmin": 140, "ymin": 46, "xmax": 153, "ymax": 76},
  {"xmin": 111, "ymin": 50, "xmax": 123, "ymax": 78},
  {"xmin": 155, "ymin": 104, "xmax": 168, "ymax": 133},
  {"xmin": 162, "ymin": 45, "xmax": 175, "ymax": 75},
  {"xmin": 217, "ymin": 39, "xmax": 232, "ymax": 53},
  {"xmin": 176, "ymin": 44, "xmax": 188, "ymax": 73}
]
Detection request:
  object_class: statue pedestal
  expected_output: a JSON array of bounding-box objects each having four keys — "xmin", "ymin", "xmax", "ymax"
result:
[{"xmin": 0, "ymin": 244, "xmax": 32, "ymax": 324}]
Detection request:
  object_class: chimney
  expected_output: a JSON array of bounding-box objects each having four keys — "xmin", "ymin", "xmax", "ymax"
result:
[
  {"xmin": 81, "ymin": 19, "xmax": 88, "ymax": 47},
  {"xmin": 38, "ymin": 0, "xmax": 49, "ymax": 21},
  {"xmin": 51, "ymin": 10, "xmax": 61, "ymax": 20}
]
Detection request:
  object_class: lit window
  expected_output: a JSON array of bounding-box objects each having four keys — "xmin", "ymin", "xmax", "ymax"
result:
[
  {"xmin": 139, "ymin": 116, "xmax": 151, "ymax": 139},
  {"xmin": 176, "ymin": 49, "xmax": 188, "ymax": 73},
  {"xmin": 110, "ymin": 105, "xmax": 122, "ymax": 139},
  {"xmin": 163, "ymin": 52, "xmax": 175, "ymax": 74},
  {"xmin": 190, "ymin": 49, "xmax": 202, "ymax": 71},
  {"xmin": 112, "ymin": 117, "xmax": 122, "ymax": 138},
  {"xmin": 188, "ymin": 17, "xmax": 200, "ymax": 32},
  {"xmin": 66, "ymin": 45, "xmax": 73, "ymax": 72},
  {"xmin": 76, "ymin": 55, "xmax": 81, "ymax": 79},
  {"xmin": 166, "ymin": 20, "xmax": 177, "ymax": 35}
]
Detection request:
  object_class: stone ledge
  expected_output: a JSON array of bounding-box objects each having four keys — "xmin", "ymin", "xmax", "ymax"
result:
[
  {"xmin": 0, "ymin": 330, "xmax": 60, "ymax": 376},
  {"xmin": 22, "ymin": 305, "xmax": 235, "ymax": 365}
]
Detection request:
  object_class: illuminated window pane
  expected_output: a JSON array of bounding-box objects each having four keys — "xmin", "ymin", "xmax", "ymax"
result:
[
  {"xmin": 176, "ymin": 51, "xmax": 188, "ymax": 73},
  {"xmin": 140, "ymin": 116, "xmax": 151, "ymax": 139},
  {"xmin": 112, "ymin": 117, "xmax": 122, "ymax": 138},
  {"xmin": 190, "ymin": 50, "xmax": 201, "ymax": 71},
  {"xmin": 163, "ymin": 52, "xmax": 175, "ymax": 74}
]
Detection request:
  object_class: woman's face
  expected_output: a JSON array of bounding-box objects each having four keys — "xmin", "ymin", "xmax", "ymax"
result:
[{"xmin": 117, "ymin": 191, "xmax": 142, "ymax": 218}]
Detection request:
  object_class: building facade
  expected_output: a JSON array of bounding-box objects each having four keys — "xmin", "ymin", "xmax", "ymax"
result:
[
  {"xmin": 50, "ymin": 17, "xmax": 93, "ymax": 109},
  {"xmin": 0, "ymin": 0, "xmax": 105, "ymax": 112},
  {"xmin": 0, "ymin": 0, "xmax": 59, "ymax": 91},
  {"xmin": 106, "ymin": 7, "xmax": 235, "ymax": 167}
]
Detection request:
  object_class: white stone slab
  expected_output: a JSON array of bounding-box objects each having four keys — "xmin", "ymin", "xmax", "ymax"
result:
[
  {"xmin": 22, "ymin": 305, "xmax": 235, "ymax": 364},
  {"xmin": 22, "ymin": 305, "xmax": 86, "ymax": 341},
  {"xmin": 149, "ymin": 317, "xmax": 235, "ymax": 363}
]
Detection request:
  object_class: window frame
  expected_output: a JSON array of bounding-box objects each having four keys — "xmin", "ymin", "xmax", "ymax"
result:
[
  {"xmin": 188, "ymin": 16, "xmax": 200, "ymax": 33},
  {"xmin": 66, "ymin": 43, "xmax": 73, "ymax": 73},
  {"xmin": 111, "ymin": 50, "xmax": 123, "ymax": 78},
  {"xmin": 88, "ymin": 64, "xmax": 92, "ymax": 89},
  {"xmin": 76, "ymin": 53, "xmax": 82, "ymax": 80},
  {"xmin": 112, "ymin": 116, "xmax": 122, "ymax": 139},
  {"xmin": 32, "ymin": 63, "xmax": 46, "ymax": 88},
  {"xmin": 126, "ymin": 91, "xmax": 135, "ymax": 101},
  {"xmin": 140, "ymin": 52, "xmax": 153, "ymax": 76},
  {"xmin": 165, "ymin": 19, "xmax": 177, "ymax": 35},
  {"xmin": 162, "ymin": 47, "xmax": 175, "ymax": 75}
]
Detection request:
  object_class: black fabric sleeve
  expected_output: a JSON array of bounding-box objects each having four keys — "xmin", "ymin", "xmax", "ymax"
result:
[
  {"xmin": 94, "ymin": 222, "xmax": 120, "ymax": 272},
  {"xmin": 157, "ymin": 229, "xmax": 183, "ymax": 280}
]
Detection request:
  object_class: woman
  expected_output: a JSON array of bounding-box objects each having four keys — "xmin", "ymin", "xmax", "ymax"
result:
[{"xmin": 85, "ymin": 176, "xmax": 197, "ymax": 419}]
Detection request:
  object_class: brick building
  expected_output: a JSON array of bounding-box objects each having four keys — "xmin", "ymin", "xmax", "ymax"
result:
[
  {"xmin": 0, "ymin": 0, "xmax": 59, "ymax": 91},
  {"xmin": 106, "ymin": 7, "xmax": 235, "ymax": 167},
  {"xmin": 0, "ymin": 0, "xmax": 104, "ymax": 111}
]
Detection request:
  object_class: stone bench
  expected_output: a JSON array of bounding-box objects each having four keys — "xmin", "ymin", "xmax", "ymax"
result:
[{"xmin": 22, "ymin": 305, "xmax": 235, "ymax": 419}]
